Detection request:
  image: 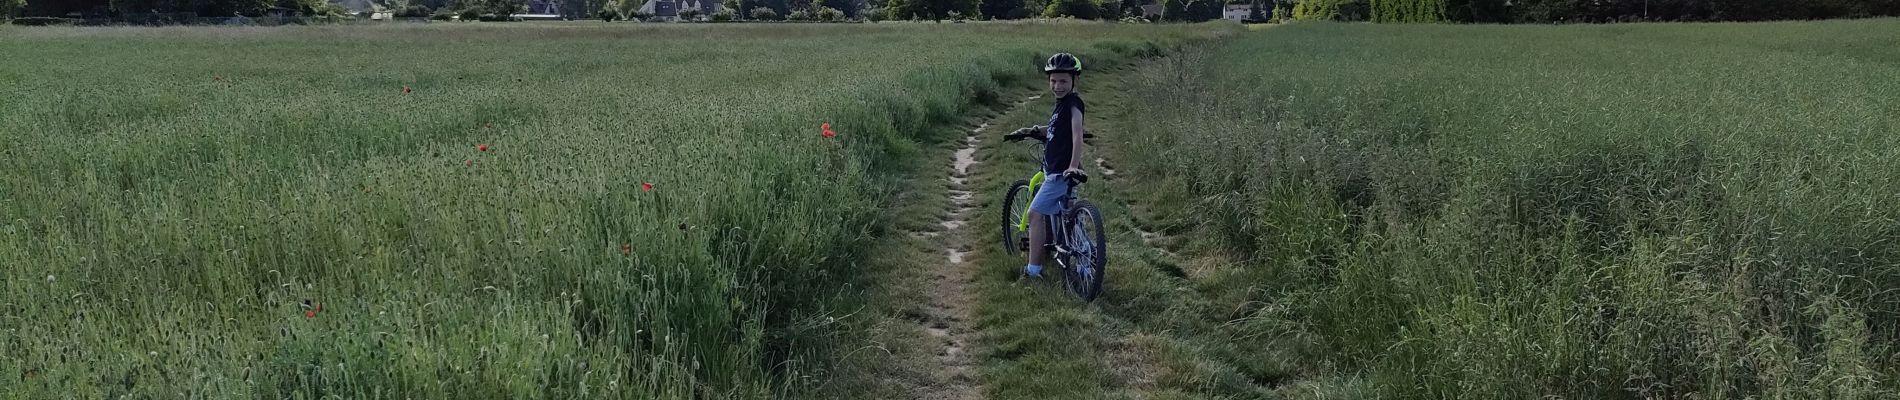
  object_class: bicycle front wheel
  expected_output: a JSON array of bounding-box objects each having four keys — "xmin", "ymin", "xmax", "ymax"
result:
[{"xmin": 1063, "ymin": 200, "xmax": 1107, "ymax": 302}]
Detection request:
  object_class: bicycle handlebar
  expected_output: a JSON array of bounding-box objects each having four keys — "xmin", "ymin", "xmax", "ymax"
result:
[
  {"xmin": 1064, "ymin": 170, "xmax": 1089, "ymax": 185},
  {"xmin": 1001, "ymin": 125, "xmax": 1093, "ymax": 185},
  {"xmin": 1003, "ymin": 126, "xmax": 1094, "ymax": 143}
]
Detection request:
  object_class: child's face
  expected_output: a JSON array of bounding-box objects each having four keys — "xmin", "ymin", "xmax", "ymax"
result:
[{"xmin": 1048, "ymin": 73, "xmax": 1074, "ymax": 97}]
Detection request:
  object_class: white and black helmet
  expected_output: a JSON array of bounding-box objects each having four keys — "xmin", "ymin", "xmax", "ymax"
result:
[{"xmin": 1044, "ymin": 53, "xmax": 1083, "ymax": 76}]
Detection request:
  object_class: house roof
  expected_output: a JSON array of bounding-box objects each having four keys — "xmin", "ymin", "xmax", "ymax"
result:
[
  {"xmin": 638, "ymin": 0, "xmax": 716, "ymax": 16},
  {"xmin": 636, "ymin": 0, "xmax": 676, "ymax": 16}
]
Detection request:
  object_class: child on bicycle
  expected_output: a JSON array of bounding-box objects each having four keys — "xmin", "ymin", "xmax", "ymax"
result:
[{"xmin": 1018, "ymin": 53, "xmax": 1087, "ymax": 278}]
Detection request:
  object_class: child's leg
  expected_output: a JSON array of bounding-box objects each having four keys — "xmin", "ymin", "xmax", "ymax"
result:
[
  {"xmin": 1023, "ymin": 173, "xmax": 1071, "ymax": 277},
  {"xmin": 1028, "ymin": 212, "xmax": 1049, "ymax": 274}
]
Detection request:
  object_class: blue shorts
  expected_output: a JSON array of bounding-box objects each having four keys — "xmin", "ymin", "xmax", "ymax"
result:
[{"xmin": 1029, "ymin": 173, "xmax": 1071, "ymax": 217}]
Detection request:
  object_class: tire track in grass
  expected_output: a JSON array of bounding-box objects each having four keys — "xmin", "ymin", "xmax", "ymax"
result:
[
  {"xmin": 907, "ymin": 94, "xmax": 1046, "ymax": 400},
  {"xmin": 1084, "ymin": 61, "xmax": 1296, "ymax": 399},
  {"xmin": 831, "ymin": 91, "xmax": 1048, "ymax": 400}
]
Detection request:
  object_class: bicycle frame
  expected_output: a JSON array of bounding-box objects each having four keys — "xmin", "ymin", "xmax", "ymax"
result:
[
  {"xmin": 1014, "ymin": 170, "xmax": 1045, "ymax": 234},
  {"xmin": 1014, "ymin": 170, "xmax": 1080, "ymax": 263}
]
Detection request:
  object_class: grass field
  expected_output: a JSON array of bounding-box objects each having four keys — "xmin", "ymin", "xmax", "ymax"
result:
[
  {"xmin": 11, "ymin": 17, "xmax": 1897, "ymax": 400},
  {"xmin": 0, "ymin": 22, "xmax": 1231, "ymax": 398},
  {"xmin": 1099, "ymin": 19, "xmax": 1900, "ymax": 398}
]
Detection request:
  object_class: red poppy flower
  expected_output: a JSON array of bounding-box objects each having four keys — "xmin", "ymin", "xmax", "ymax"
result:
[
  {"xmin": 403, "ymin": 85, "xmax": 412, "ymax": 94},
  {"xmin": 642, "ymin": 182, "xmax": 654, "ymax": 192},
  {"xmin": 821, "ymin": 122, "xmax": 836, "ymax": 138},
  {"xmin": 465, "ymin": 159, "xmax": 473, "ymax": 167},
  {"xmin": 306, "ymin": 310, "xmax": 315, "ymax": 318},
  {"xmin": 620, "ymin": 243, "xmax": 632, "ymax": 255},
  {"xmin": 477, "ymin": 143, "xmax": 489, "ymax": 152}
]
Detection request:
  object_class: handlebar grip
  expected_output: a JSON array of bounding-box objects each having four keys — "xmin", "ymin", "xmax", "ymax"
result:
[{"xmin": 1065, "ymin": 171, "xmax": 1089, "ymax": 184}]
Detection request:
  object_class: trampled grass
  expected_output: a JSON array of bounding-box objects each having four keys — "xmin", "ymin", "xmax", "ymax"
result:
[
  {"xmin": 0, "ymin": 22, "xmax": 1232, "ymax": 398},
  {"xmin": 1111, "ymin": 19, "xmax": 1900, "ymax": 398}
]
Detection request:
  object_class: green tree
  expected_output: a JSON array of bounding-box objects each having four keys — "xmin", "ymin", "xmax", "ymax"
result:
[
  {"xmin": 415, "ymin": 0, "xmax": 454, "ymax": 11},
  {"xmin": 1117, "ymin": 0, "xmax": 1142, "ymax": 18},
  {"xmin": 1181, "ymin": 0, "xmax": 1217, "ymax": 19},
  {"xmin": 820, "ymin": 0, "xmax": 852, "ymax": 15},
  {"xmin": 1098, "ymin": 0, "xmax": 1121, "ymax": 17},
  {"xmin": 1441, "ymin": 0, "xmax": 1506, "ymax": 22},
  {"xmin": 980, "ymin": 0, "xmax": 1020, "ymax": 19},
  {"xmin": 24, "ymin": 0, "xmax": 108, "ymax": 17},
  {"xmin": 1161, "ymin": 0, "xmax": 1184, "ymax": 18},
  {"xmin": 3, "ymin": 0, "xmax": 24, "ymax": 18},
  {"xmin": 886, "ymin": 0, "xmax": 975, "ymax": 20},
  {"xmin": 1708, "ymin": 0, "xmax": 1799, "ymax": 21},
  {"xmin": 479, "ymin": 0, "xmax": 524, "ymax": 15},
  {"xmin": 1291, "ymin": 0, "xmax": 1335, "ymax": 19},
  {"xmin": 728, "ymin": 0, "xmax": 776, "ymax": 15},
  {"xmin": 112, "ymin": 0, "xmax": 272, "ymax": 16},
  {"xmin": 1370, "ymin": 0, "xmax": 1442, "ymax": 21},
  {"xmin": 759, "ymin": 0, "xmax": 786, "ymax": 14},
  {"xmin": 1040, "ymin": 0, "xmax": 1095, "ymax": 17}
]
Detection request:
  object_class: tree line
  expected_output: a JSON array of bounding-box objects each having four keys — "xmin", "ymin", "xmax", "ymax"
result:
[
  {"xmin": 1292, "ymin": 0, "xmax": 1900, "ymax": 22},
  {"xmin": 9, "ymin": 0, "xmax": 1899, "ymax": 25},
  {"xmin": 11, "ymin": 0, "xmax": 529, "ymax": 18}
]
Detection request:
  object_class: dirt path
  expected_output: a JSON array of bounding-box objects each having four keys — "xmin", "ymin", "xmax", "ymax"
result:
[{"xmin": 904, "ymin": 94, "xmax": 1041, "ymax": 400}]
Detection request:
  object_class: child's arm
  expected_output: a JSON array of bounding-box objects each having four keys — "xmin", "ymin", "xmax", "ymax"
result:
[{"xmin": 1068, "ymin": 108, "xmax": 1085, "ymax": 172}]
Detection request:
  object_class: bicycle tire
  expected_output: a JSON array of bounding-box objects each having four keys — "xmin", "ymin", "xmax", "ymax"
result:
[
  {"xmin": 1001, "ymin": 179, "xmax": 1033, "ymax": 257},
  {"xmin": 1064, "ymin": 200, "xmax": 1107, "ymax": 302}
]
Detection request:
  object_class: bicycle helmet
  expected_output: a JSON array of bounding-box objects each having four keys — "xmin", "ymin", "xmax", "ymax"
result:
[{"xmin": 1044, "ymin": 53, "xmax": 1082, "ymax": 76}]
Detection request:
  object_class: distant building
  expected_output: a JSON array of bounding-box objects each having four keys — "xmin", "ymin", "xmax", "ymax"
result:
[
  {"xmin": 1138, "ymin": 3, "xmax": 1161, "ymax": 18},
  {"xmin": 1223, "ymin": 3, "xmax": 1251, "ymax": 21},
  {"xmin": 527, "ymin": 0, "xmax": 562, "ymax": 15},
  {"xmin": 637, "ymin": 0, "xmax": 718, "ymax": 20}
]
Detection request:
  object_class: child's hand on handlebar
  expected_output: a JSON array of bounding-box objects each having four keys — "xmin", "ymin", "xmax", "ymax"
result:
[
  {"xmin": 1004, "ymin": 126, "xmax": 1040, "ymax": 142},
  {"xmin": 1062, "ymin": 168, "xmax": 1088, "ymax": 183}
]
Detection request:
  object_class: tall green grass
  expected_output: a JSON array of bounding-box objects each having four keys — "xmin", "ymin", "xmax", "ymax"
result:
[
  {"xmin": 1117, "ymin": 20, "xmax": 1900, "ymax": 398},
  {"xmin": 0, "ymin": 22, "xmax": 1226, "ymax": 398}
]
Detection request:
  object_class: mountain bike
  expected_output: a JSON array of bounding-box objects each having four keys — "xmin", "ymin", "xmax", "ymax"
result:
[{"xmin": 999, "ymin": 126, "xmax": 1107, "ymax": 302}]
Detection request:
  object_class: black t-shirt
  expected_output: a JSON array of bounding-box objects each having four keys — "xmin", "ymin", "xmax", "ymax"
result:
[{"xmin": 1043, "ymin": 93, "xmax": 1086, "ymax": 173}]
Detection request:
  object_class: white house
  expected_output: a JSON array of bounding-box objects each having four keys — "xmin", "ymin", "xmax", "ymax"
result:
[{"xmin": 1223, "ymin": 3, "xmax": 1252, "ymax": 21}]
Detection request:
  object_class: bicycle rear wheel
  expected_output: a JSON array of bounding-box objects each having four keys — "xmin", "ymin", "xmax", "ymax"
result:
[
  {"xmin": 1001, "ymin": 179, "xmax": 1033, "ymax": 257},
  {"xmin": 1063, "ymin": 200, "xmax": 1107, "ymax": 301}
]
